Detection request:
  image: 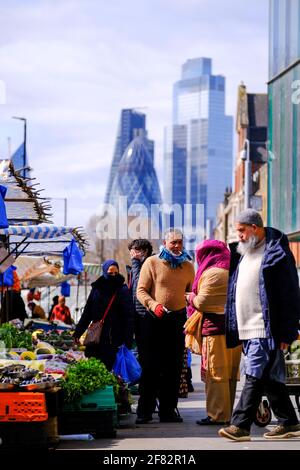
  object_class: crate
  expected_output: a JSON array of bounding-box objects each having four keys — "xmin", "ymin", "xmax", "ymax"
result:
[
  {"xmin": 285, "ymin": 359, "xmax": 300, "ymax": 384},
  {"xmin": 62, "ymin": 386, "xmax": 117, "ymax": 412},
  {"xmin": 58, "ymin": 409, "xmax": 117, "ymax": 438},
  {"xmin": 0, "ymin": 421, "xmax": 48, "ymax": 449},
  {"xmin": 0, "ymin": 392, "xmax": 48, "ymax": 422}
]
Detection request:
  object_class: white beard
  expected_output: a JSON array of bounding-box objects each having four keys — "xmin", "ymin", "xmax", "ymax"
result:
[{"xmin": 237, "ymin": 235, "xmax": 259, "ymax": 255}]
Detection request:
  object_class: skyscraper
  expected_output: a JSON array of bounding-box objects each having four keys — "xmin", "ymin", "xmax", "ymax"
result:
[
  {"xmin": 105, "ymin": 109, "xmax": 154, "ymax": 203},
  {"xmin": 108, "ymin": 133, "xmax": 162, "ymax": 210},
  {"xmin": 164, "ymin": 58, "xmax": 233, "ymax": 232}
]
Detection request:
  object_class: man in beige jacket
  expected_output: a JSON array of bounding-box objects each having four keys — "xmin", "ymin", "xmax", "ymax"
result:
[{"xmin": 136, "ymin": 228, "xmax": 194, "ymax": 424}]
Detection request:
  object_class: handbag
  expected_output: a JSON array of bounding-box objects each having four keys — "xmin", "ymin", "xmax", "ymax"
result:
[{"xmin": 83, "ymin": 292, "xmax": 117, "ymax": 346}]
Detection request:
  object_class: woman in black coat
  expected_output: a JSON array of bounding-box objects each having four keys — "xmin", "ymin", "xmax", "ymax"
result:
[{"xmin": 74, "ymin": 259, "xmax": 134, "ymax": 370}]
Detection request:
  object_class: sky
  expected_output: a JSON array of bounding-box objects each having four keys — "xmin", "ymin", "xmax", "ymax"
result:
[{"xmin": 0, "ymin": 0, "xmax": 269, "ymax": 228}]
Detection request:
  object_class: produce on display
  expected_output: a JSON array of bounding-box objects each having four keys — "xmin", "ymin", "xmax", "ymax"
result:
[{"xmin": 0, "ymin": 323, "xmax": 33, "ymax": 350}]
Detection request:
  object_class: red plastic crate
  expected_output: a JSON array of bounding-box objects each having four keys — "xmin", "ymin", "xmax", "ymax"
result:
[{"xmin": 0, "ymin": 392, "xmax": 48, "ymax": 422}]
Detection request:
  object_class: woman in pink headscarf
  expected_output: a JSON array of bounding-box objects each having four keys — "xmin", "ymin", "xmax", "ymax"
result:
[{"xmin": 185, "ymin": 240, "xmax": 242, "ymax": 425}]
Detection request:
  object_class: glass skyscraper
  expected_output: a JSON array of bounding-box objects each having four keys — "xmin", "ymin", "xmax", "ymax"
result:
[
  {"xmin": 164, "ymin": 58, "xmax": 233, "ymax": 231},
  {"xmin": 108, "ymin": 134, "xmax": 162, "ymax": 210},
  {"xmin": 105, "ymin": 109, "xmax": 154, "ymax": 203},
  {"xmin": 268, "ymin": 0, "xmax": 300, "ymax": 234}
]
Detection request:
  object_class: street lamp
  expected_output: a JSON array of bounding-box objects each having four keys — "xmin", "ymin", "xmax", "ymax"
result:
[
  {"xmin": 12, "ymin": 116, "xmax": 27, "ymax": 178},
  {"xmin": 240, "ymin": 138, "xmax": 251, "ymax": 210}
]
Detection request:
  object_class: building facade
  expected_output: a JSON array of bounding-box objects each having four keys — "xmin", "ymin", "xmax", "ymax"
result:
[
  {"xmin": 214, "ymin": 83, "xmax": 268, "ymax": 242},
  {"xmin": 164, "ymin": 58, "xmax": 233, "ymax": 232},
  {"xmin": 268, "ymin": 0, "xmax": 300, "ymax": 235}
]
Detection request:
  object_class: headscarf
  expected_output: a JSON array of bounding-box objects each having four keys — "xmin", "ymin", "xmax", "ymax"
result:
[
  {"xmin": 159, "ymin": 246, "xmax": 192, "ymax": 269},
  {"xmin": 102, "ymin": 259, "xmax": 119, "ymax": 279},
  {"xmin": 187, "ymin": 240, "xmax": 230, "ymax": 317}
]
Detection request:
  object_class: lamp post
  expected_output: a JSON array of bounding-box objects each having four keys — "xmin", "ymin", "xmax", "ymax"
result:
[
  {"xmin": 240, "ymin": 138, "xmax": 251, "ymax": 210},
  {"xmin": 12, "ymin": 116, "xmax": 27, "ymax": 178}
]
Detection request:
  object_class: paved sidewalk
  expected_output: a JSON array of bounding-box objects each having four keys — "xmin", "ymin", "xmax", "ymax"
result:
[{"xmin": 56, "ymin": 355, "xmax": 300, "ymax": 451}]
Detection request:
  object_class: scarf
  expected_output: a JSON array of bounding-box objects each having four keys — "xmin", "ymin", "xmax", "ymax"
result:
[
  {"xmin": 187, "ymin": 239, "xmax": 230, "ymax": 317},
  {"xmin": 102, "ymin": 259, "xmax": 119, "ymax": 279},
  {"xmin": 159, "ymin": 246, "xmax": 192, "ymax": 269}
]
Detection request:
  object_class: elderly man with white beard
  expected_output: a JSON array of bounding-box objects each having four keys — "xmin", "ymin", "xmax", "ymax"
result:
[{"xmin": 219, "ymin": 209, "xmax": 300, "ymax": 442}]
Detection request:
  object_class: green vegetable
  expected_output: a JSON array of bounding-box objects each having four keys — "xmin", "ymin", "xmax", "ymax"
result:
[
  {"xmin": 0, "ymin": 323, "xmax": 33, "ymax": 350},
  {"xmin": 61, "ymin": 357, "xmax": 119, "ymax": 403}
]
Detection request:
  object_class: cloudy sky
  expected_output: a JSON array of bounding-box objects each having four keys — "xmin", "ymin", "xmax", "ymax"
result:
[{"xmin": 0, "ymin": 0, "xmax": 268, "ymax": 228}]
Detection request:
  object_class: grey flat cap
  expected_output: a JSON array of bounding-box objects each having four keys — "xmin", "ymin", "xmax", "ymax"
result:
[{"xmin": 236, "ymin": 209, "xmax": 263, "ymax": 227}]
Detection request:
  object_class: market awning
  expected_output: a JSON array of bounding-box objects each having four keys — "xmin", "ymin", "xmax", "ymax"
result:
[
  {"xmin": 0, "ymin": 224, "xmax": 87, "ymax": 265},
  {"xmin": 83, "ymin": 263, "xmax": 101, "ymax": 275}
]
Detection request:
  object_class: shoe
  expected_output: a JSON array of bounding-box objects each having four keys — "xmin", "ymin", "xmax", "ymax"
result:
[
  {"xmin": 159, "ymin": 409, "xmax": 183, "ymax": 423},
  {"xmin": 188, "ymin": 384, "xmax": 194, "ymax": 392},
  {"xmin": 135, "ymin": 415, "xmax": 153, "ymax": 424},
  {"xmin": 263, "ymin": 424, "xmax": 300, "ymax": 439},
  {"xmin": 218, "ymin": 425, "xmax": 251, "ymax": 442},
  {"xmin": 196, "ymin": 416, "xmax": 230, "ymax": 426}
]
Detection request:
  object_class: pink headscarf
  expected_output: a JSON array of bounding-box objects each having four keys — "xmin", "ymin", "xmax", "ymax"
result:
[{"xmin": 187, "ymin": 239, "xmax": 230, "ymax": 317}]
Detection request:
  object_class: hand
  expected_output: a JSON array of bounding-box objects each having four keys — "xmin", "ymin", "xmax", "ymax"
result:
[
  {"xmin": 74, "ymin": 336, "xmax": 80, "ymax": 345},
  {"xmin": 154, "ymin": 304, "xmax": 165, "ymax": 319},
  {"xmin": 130, "ymin": 249, "xmax": 145, "ymax": 260},
  {"xmin": 185, "ymin": 292, "xmax": 195, "ymax": 305}
]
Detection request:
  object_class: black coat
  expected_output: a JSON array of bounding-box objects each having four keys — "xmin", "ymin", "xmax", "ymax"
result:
[
  {"xmin": 226, "ymin": 227, "xmax": 300, "ymax": 348},
  {"xmin": 126, "ymin": 258, "xmax": 148, "ymax": 317},
  {"xmin": 74, "ymin": 274, "xmax": 134, "ymax": 368}
]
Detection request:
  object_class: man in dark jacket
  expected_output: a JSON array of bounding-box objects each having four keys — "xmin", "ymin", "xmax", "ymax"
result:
[
  {"xmin": 126, "ymin": 239, "xmax": 153, "ymax": 350},
  {"xmin": 219, "ymin": 209, "xmax": 300, "ymax": 441}
]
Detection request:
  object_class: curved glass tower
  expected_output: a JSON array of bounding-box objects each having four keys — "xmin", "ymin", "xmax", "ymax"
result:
[{"xmin": 109, "ymin": 134, "xmax": 162, "ymax": 210}]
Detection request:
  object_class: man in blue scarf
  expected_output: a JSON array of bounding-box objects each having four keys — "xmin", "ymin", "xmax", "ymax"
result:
[{"xmin": 136, "ymin": 228, "xmax": 194, "ymax": 424}]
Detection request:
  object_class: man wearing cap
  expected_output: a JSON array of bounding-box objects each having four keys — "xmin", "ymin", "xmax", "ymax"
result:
[{"xmin": 219, "ymin": 209, "xmax": 300, "ymax": 441}]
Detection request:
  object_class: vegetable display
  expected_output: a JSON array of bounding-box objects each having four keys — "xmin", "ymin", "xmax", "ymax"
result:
[
  {"xmin": 61, "ymin": 357, "xmax": 118, "ymax": 403},
  {"xmin": 0, "ymin": 323, "xmax": 33, "ymax": 350}
]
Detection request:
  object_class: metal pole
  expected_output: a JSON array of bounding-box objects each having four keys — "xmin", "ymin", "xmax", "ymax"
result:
[
  {"xmin": 64, "ymin": 198, "xmax": 67, "ymax": 226},
  {"xmin": 23, "ymin": 119, "xmax": 27, "ymax": 179},
  {"xmin": 244, "ymin": 139, "xmax": 251, "ymax": 210}
]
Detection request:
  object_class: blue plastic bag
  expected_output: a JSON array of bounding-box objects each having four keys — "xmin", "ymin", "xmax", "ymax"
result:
[
  {"xmin": 63, "ymin": 239, "xmax": 83, "ymax": 275},
  {"xmin": 0, "ymin": 265, "xmax": 16, "ymax": 287},
  {"xmin": 0, "ymin": 185, "xmax": 9, "ymax": 229},
  {"xmin": 61, "ymin": 281, "xmax": 71, "ymax": 297},
  {"xmin": 113, "ymin": 345, "xmax": 142, "ymax": 385}
]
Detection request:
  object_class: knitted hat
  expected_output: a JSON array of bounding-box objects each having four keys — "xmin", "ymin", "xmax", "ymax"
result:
[{"xmin": 236, "ymin": 209, "xmax": 263, "ymax": 227}]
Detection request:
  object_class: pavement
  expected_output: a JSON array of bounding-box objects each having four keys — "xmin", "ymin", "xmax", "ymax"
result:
[{"xmin": 55, "ymin": 354, "xmax": 300, "ymax": 451}]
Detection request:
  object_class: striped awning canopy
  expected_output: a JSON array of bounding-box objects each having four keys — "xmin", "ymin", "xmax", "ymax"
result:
[
  {"xmin": 0, "ymin": 224, "xmax": 87, "ymax": 259},
  {"xmin": 0, "ymin": 225, "xmax": 78, "ymax": 239},
  {"xmin": 83, "ymin": 263, "xmax": 101, "ymax": 275}
]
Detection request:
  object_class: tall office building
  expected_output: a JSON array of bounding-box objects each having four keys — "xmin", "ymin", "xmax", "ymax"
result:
[
  {"xmin": 108, "ymin": 133, "xmax": 162, "ymax": 210},
  {"xmin": 268, "ymin": 0, "xmax": 300, "ymax": 235},
  {"xmin": 105, "ymin": 109, "xmax": 154, "ymax": 203},
  {"xmin": 164, "ymin": 58, "xmax": 233, "ymax": 231}
]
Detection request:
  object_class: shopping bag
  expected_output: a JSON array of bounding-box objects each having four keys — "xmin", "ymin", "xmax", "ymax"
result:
[
  {"xmin": 113, "ymin": 345, "xmax": 142, "ymax": 385},
  {"xmin": 63, "ymin": 239, "xmax": 84, "ymax": 275},
  {"xmin": 61, "ymin": 281, "xmax": 71, "ymax": 297},
  {"xmin": 0, "ymin": 265, "xmax": 16, "ymax": 287},
  {"xmin": 83, "ymin": 320, "xmax": 104, "ymax": 346},
  {"xmin": 0, "ymin": 185, "xmax": 8, "ymax": 229}
]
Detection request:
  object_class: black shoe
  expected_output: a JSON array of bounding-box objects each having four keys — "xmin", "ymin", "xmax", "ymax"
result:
[
  {"xmin": 187, "ymin": 384, "xmax": 194, "ymax": 392},
  {"xmin": 135, "ymin": 415, "xmax": 153, "ymax": 425},
  {"xmin": 159, "ymin": 410, "xmax": 183, "ymax": 423},
  {"xmin": 196, "ymin": 416, "xmax": 229, "ymax": 425}
]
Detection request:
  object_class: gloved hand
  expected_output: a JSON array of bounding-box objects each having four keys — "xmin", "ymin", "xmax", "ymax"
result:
[{"xmin": 154, "ymin": 304, "xmax": 165, "ymax": 319}]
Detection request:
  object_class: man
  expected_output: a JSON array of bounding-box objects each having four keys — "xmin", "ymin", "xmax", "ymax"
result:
[
  {"xmin": 136, "ymin": 228, "xmax": 194, "ymax": 424},
  {"xmin": 50, "ymin": 295, "xmax": 73, "ymax": 325},
  {"xmin": 28, "ymin": 301, "xmax": 46, "ymax": 320},
  {"xmin": 219, "ymin": 209, "xmax": 300, "ymax": 441},
  {"xmin": 127, "ymin": 239, "xmax": 153, "ymax": 352}
]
